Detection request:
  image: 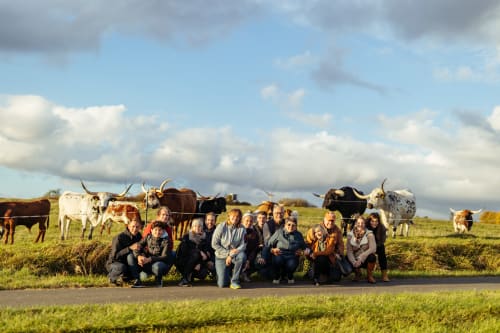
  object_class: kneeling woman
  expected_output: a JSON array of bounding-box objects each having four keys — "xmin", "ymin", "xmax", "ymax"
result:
[
  {"xmin": 175, "ymin": 218, "xmax": 213, "ymax": 287},
  {"xmin": 346, "ymin": 215, "xmax": 377, "ymax": 284},
  {"xmin": 264, "ymin": 215, "xmax": 310, "ymax": 284}
]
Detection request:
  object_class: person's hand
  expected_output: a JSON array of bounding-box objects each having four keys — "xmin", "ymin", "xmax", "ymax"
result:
[
  {"xmin": 225, "ymin": 256, "xmax": 232, "ymax": 266},
  {"xmin": 137, "ymin": 255, "xmax": 145, "ymax": 266},
  {"xmin": 272, "ymin": 248, "xmax": 281, "ymax": 256},
  {"xmin": 257, "ymin": 257, "xmax": 265, "ymax": 265},
  {"xmin": 229, "ymin": 249, "xmax": 239, "ymax": 256},
  {"xmin": 200, "ymin": 251, "xmax": 208, "ymax": 261},
  {"xmin": 129, "ymin": 242, "xmax": 140, "ymax": 251}
]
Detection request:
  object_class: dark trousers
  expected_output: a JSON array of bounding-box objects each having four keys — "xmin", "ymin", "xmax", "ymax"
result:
[
  {"xmin": 313, "ymin": 255, "xmax": 331, "ymax": 279},
  {"xmin": 376, "ymin": 245, "xmax": 388, "ymax": 270}
]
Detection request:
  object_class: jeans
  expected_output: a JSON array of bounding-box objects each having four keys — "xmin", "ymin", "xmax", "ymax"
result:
[
  {"xmin": 214, "ymin": 251, "xmax": 246, "ymax": 288},
  {"xmin": 272, "ymin": 254, "xmax": 299, "ymax": 280}
]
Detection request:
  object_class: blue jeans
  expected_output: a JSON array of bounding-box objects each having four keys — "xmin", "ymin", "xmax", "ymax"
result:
[
  {"xmin": 214, "ymin": 252, "xmax": 246, "ymax": 288},
  {"xmin": 272, "ymin": 254, "xmax": 299, "ymax": 280}
]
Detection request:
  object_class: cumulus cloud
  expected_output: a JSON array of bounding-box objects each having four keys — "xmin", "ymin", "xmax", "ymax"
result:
[{"xmin": 2, "ymin": 95, "xmax": 500, "ymax": 218}]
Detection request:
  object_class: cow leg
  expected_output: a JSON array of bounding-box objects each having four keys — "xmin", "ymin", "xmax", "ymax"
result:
[
  {"xmin": 392, "ymin": 225, "xmax": 397, "ymax": 238},
  {"xmin": 341, "ymin": 220, "xmax": 347, "ymax": 237},
  {"xmin": 9, "ymin": 224, "xmax": 15, "ymax": 245},
  {"xmin": 88, "ymin": 225, "xmax": 94, "ymax": 240}
]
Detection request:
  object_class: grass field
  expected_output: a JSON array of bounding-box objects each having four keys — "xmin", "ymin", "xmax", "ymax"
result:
[{"xmin": 1, "ymin": 201, "xmax": 499, "ymax": 332}]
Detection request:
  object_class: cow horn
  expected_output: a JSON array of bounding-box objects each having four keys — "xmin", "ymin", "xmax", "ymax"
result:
[
  {"xmin": 381, "ymin": 178, "xmax": 387, "ymax": 194},
  {"xmin": 214, "ymin": 192, "xmax": 220, "ymax": 198},
  {"xmin": 353, "ymin": 188, "xmax": 369, "ymax": 200},
  {"xmin": 312, "ymin": 193, "xmax": 325, "ymax": 198},
  {"xmin": 449, "ymin": 208, "xmax": 457, "ymax": 214},
  {"xmin": 196, "ymin": 191, "xmax": 204, "ymax": 198},
  {"xmin": 159, "ymin": 178, "xmax": 172, "ymax": 192},
  {"xmin": 334, "ymin": 189, "xmax": 345, "ymax": 197},
  {"xmin": 81, "ymin": 180, "xmax": 97, "ymax": 195},
  {"xmin": 117, "ymin": 184, "xmax": 133, "ymax": 197},
  {"xmin": 471, "ymin": 209, "xmax": 482, "ymax": 214},
  {"xmin": 141, "ymin": 182, "xmax": 148, "ymax": 194}
]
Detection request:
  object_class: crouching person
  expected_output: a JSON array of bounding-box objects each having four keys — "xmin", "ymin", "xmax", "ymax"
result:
[
  {"xmin": 308, "ymin": 224, "xmax": 338, "ymax": 286},
  {"xmin": 346, "ymin": 215, "xmax": 377, "ymax": 284},
  {"xmin": 175, "ymin": 218, "xmax": 214, "ymax": 287},
  {"xmin": 211, "ymin": 208, "xmax": 247, "ymax": 289},
  {"xmin": 106, "ymin": 218, "xmax": 143, "ymax": 287},
  {"xmin": 133, "ymin": 220, "xmax": 171, "ymax": 287},
  {"xmin": 264, "ymin": 215, "xmax": 310, "ymax": 285}
]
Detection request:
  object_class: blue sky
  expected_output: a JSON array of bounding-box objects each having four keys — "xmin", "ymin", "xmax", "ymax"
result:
[{"xmin": 1, "ymin": 1, "xmax": 500, "ymax": 219}]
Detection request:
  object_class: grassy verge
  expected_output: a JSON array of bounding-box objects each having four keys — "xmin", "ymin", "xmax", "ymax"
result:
[{"xmin": 1, "ymin": 291, "xmax": 498, "ymax": 332}]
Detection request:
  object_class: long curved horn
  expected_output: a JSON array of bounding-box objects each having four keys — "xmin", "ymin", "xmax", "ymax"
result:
[
  {"xmin": 159, "ymin": 178, "xmax": 172, "ymax": 192},
  {"xmin": 196, "ymin": 191, "xmax": 204, "ymax": 197},
  {"xmin": 471, "ymin": 209, "xmax": 482, "ymax": 214},
  {"xmin": 312, "ymin": 193, "xmax": 325, "ymax": 198},
  {"xmin": 141, "ymin": 182, "xmax": 148, "ymax": 194},
  {"xmin": 381, "ymin": 178, "xmax": 387, "ymax": 194},
  {"xmin": 450, "ymin": 208, "xmax": 457, "ymax": 214},
  {"xmin": 81, "ymin": 180, "xmax": 97, "ymax": 195},
  {"xmin": 117, "ymin": 184, "xmax": 133, "ymax": 197},
  {"xmin": 353, "ymin": 188, "xmax": 370, "ymax": 200},
  {"xmin": 334, "ymin": 189, "xmax": 345, "ymax": 197}
]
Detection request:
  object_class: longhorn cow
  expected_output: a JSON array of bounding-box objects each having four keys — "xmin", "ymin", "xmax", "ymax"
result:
[
  {"xmin": 142, "ymin": 179, "xmax": 197, "ymax": 240},
  {"xmin": 449, "ymin": 208, "xmax": 482, "ymax": 233},
  {"xmin": 354, "ymin": 179, "xmax": 416, "ymax": 238},
  {"xmin": 313, "ymin": 186, "xmax": 367, "ymax": 237}
]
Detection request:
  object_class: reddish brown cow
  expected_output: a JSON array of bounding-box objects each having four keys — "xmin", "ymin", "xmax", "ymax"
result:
[
  {"xmin": 142, "ymin": 179, "xmax": 196, "ymax": 239},
  {"xmin": 0, "ymin": 199, "xmax": 51, "ymax": 244},
  {"xmin": 99, "ymin": 201, "xmax": 142, "ymax": 235}
]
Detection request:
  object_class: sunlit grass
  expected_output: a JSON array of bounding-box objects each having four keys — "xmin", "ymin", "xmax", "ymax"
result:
[{"xmin": 0, "ymin": 291, "xmax": 498, "ymax": 332}]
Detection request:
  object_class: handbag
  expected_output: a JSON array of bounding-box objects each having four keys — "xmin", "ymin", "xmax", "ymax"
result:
[{"xmin": 336, "ymin": 255, "xmax": 353, "ymax": 276}]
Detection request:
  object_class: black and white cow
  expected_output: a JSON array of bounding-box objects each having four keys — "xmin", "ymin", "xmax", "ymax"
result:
[{"xmin": 354, "ymin": 179, "xmax": 416, "ymax": 238}]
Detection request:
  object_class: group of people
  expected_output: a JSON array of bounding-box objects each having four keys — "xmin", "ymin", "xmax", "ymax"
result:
[{"xmin": 106, "ymin": 204, "xmax": 390, "ymax": 288}]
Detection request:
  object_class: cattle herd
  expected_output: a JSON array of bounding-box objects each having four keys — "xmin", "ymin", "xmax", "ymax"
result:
[{"xmin": 0, "ymin": 178, "xmax": 483, "ymax": 245}]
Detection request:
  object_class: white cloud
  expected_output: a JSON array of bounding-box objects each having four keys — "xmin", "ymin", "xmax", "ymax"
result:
[
  {"xmin": 2, "ymin": 97, "xmax": 500, "ymax": 219},
  {"xmin": 274, "ymin": 50, "xmax": 316, "ymax": 70}
]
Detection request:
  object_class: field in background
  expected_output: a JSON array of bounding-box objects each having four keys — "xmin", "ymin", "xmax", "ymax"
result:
[{"xmin": 0, "ymin": 201, "xmax": 499, "ymax": 290}]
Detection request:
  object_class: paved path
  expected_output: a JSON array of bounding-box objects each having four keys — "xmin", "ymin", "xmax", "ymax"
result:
[{"xmin": 1, "ymin": 276, "xmax": 498, "ymax": 308}]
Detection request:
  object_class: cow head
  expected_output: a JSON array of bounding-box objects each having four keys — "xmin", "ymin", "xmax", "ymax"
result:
[
  {"xmin": 142, "ymin": 178, "xmax": 171, "ymax": 208},
  {"xmin": 81, "ymin": 180, "xmax": 133, "ymax": 212},
  {"xmin": 353, "ymin": 179, "xmax": 387, "ymax": 209},
  {"xmin": 314, "ymin": 189, "xmax": 346, "ymax": 209}
]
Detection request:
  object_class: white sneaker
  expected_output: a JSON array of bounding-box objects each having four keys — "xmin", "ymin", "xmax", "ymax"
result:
[
  {"xmin": 272, "ymin": 279, "xmax": 280, "ymax": 284},
  {"xmin": 288, "ymin": 279, "xmax": 295, "ymax": 284}
]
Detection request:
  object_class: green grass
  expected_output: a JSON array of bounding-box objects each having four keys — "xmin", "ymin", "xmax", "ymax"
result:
[
  {"xmin": 0, "ymin": 291, "xmax": 498, "ymax": 332},
  {"xmin": 0, "ymin": 203, "xmax": 499, "ymax": 290}
]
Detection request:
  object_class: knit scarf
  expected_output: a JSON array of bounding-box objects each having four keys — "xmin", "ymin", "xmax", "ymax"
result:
[{"xmin": 189, "ymin": 230, "xmax": 205, "ymax": 245}]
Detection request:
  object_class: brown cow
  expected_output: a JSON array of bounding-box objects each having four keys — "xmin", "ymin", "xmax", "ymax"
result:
[
  {"xmin": 142, "ymin": 179, "xmax": 196, "ymax": 240},
  {"xmin": 254, "ymin": 201, "xmax": 291, "ymax": 220},
  {"xmin": 0, "ymin": 199, "xmax": 51, "ymax": 244},
  {"xmin": 100, "ymin": 201, "xmax": 142, "ymax": 235},
  {"xmin": 450, "ymin": 208, "xmax": 482, "ymax": 233}
]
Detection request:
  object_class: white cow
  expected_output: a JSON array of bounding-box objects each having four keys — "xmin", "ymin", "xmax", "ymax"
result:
[
  {"xmin": 354, "ymin": 179, "xmax": 416, "ymax": 238},
  {"xmin": 59, "ymin": 182, "xmax": 133, "ymax": 240},
  {"xmin": 58, "ymin": 191, "xmax": 101, "ymax": 240}
]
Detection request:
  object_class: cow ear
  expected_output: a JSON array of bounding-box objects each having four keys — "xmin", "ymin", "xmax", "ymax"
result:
[{"xmin": 156, "ymin": 191, "xmax": 164, "ymax": 198}]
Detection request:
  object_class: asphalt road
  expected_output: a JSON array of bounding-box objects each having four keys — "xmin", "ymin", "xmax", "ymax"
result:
[{"xmin": 1, "ymin": 276, "xmax": 498, "ymax": 308}]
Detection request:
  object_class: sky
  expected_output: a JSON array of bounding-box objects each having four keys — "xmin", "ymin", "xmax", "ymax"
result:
[{"xmin": 1, "ymin": 0, "xmax": 500, "ymax": 220}]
